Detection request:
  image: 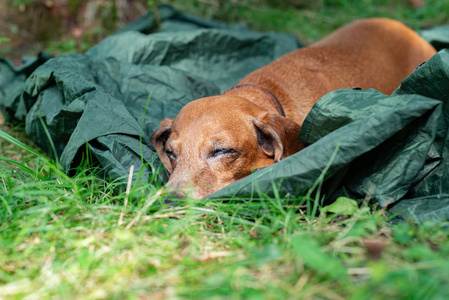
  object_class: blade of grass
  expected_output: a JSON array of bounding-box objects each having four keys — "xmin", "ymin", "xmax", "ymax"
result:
[
  {"xmin": 125, "ymin": 188, "xmax": 164, "ymax": 229},
  {"xmin": 38, "ymin": 116, "xmax": 60, "ymax": 167},
  {"xmin": 118, "ymin": 164, "xmax": 134, "ymax": 226},
  {"xmin": 0, "ymin": 155, "xmax": 47, "ymax": 180},
  {"xmin": 0, "ymin": 130, "xmax": 49, "ymax": 161}
]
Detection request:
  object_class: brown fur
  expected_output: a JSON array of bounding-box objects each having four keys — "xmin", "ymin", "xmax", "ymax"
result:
[{"xmin": 151, "ymin": 18, "xmax": 436, "ymax": 199}]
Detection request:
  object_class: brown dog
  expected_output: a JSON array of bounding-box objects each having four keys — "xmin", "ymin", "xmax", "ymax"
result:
[{"xmin": 151, "ymin": 18, "xmax": 436, "ymax": 199}]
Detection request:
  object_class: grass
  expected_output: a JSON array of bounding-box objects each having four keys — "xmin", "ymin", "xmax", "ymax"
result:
[
  {"xmin": 1, "ymin": 128, "xmax": 449, "ymax": 298},
  {"xmin": 167, "ymin": 0, "xmax": 449, "ymax": 44},
  {"xmin": 1, "ymin": 0, "xmax": 449, "ymax": 298},
  {"xmin": 2, "ymin": 0, "xmax": 448, "ymax": 57}
]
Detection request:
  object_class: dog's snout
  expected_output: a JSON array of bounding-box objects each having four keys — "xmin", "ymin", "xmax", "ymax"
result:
[{"xmin": 163, "ymin": 190, "xmax": 185, "ymax": 204}]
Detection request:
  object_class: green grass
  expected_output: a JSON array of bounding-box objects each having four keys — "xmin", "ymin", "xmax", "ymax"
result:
[
  {"xmin": 167, "ymin": 0, "xmax": 449, "ymax": 44},
  {"xmin": 2, "ymin": 1, "xmax": 449, "ymax": 298},
  {"xmin": 1, "ymin": 128, "xmax": 449, "ymax": 298}
]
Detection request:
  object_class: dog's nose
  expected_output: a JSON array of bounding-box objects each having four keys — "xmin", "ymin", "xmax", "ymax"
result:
[{"xmin": 163, "ymin": 190, "xmax": 185, "ymax": 204}]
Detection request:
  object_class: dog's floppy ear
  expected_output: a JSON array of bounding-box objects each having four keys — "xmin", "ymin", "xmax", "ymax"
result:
[
  {"xmin": 151, "ymin": 118, "xmax": 174, "ymax": 173},
  {"xmin": 253, "ymin": 113, "xmax": 302, "ymax": 162}
]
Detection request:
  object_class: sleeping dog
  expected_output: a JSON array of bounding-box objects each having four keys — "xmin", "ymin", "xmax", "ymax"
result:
[{"xmin": 151, "ymin": 18, "xmax": 436, "ymax": 199}]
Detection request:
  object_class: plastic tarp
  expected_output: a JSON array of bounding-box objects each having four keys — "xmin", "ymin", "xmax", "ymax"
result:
[{"xmin": 1, "ymin": 5, "xmax": 449, "ymax": 222}]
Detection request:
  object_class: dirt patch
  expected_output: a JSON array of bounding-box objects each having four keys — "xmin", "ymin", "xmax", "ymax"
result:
[{"xmin": 0, "ymin": 0, "xmax": 148, "ymax": 65}]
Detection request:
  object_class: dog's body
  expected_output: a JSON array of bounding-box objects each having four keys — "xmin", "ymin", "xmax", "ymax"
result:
[{"xmin": 152, "ymin": 18, "xmax": 436, "ymax": 199}]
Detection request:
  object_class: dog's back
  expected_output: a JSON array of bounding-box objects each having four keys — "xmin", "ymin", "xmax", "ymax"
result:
[{"xmin": 239, "ymin": 18, "xmax": 436, "ymax": 124}]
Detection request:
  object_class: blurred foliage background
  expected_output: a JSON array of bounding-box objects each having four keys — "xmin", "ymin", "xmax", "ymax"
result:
[{"xmin": 0, "ymin": 0, "xmax": 448, "ymax": 64}]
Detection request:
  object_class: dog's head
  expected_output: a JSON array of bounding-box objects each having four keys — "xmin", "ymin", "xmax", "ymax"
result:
[{"xmin": 151, "ymin": 95, "xmax": 301, "ymax": 199}]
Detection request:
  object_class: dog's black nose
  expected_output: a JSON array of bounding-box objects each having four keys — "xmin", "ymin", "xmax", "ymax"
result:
[{"xmin": 163, "ymin": 190, "xmax": 185, "ymax": 205}]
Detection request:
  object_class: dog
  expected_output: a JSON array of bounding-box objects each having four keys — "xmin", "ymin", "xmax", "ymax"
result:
[{"xmin": 151, "ymin": 18, "xmax": 436, "ymax": 199}]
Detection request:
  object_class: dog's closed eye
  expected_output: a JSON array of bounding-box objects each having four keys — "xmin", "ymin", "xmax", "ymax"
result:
[
  {"xmin": 166, "ymin": 149, "xmax": 177, "ymax": 160},
  {"xmin": 210, "ymin": 148, "xmax": 238, "ymax": 158}
]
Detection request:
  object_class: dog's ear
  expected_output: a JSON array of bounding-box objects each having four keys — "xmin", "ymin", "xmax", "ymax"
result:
[
  {"xmin": 253, "ymin": 113, "xmax": 301, "ymax": 162},
  {"xmin": 151, "ymin": 118, "xmax": 174, "ymax": 173}
]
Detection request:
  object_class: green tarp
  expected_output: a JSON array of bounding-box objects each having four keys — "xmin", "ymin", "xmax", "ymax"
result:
[{"xmin": 1, "ymin": 5, "xmax": 449, "ymax": 222}]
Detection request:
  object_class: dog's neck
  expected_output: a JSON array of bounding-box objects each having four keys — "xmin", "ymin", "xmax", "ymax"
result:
[{"xmin": 224, "ymin": 84, "xmax": 286, "ymax": 117}]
